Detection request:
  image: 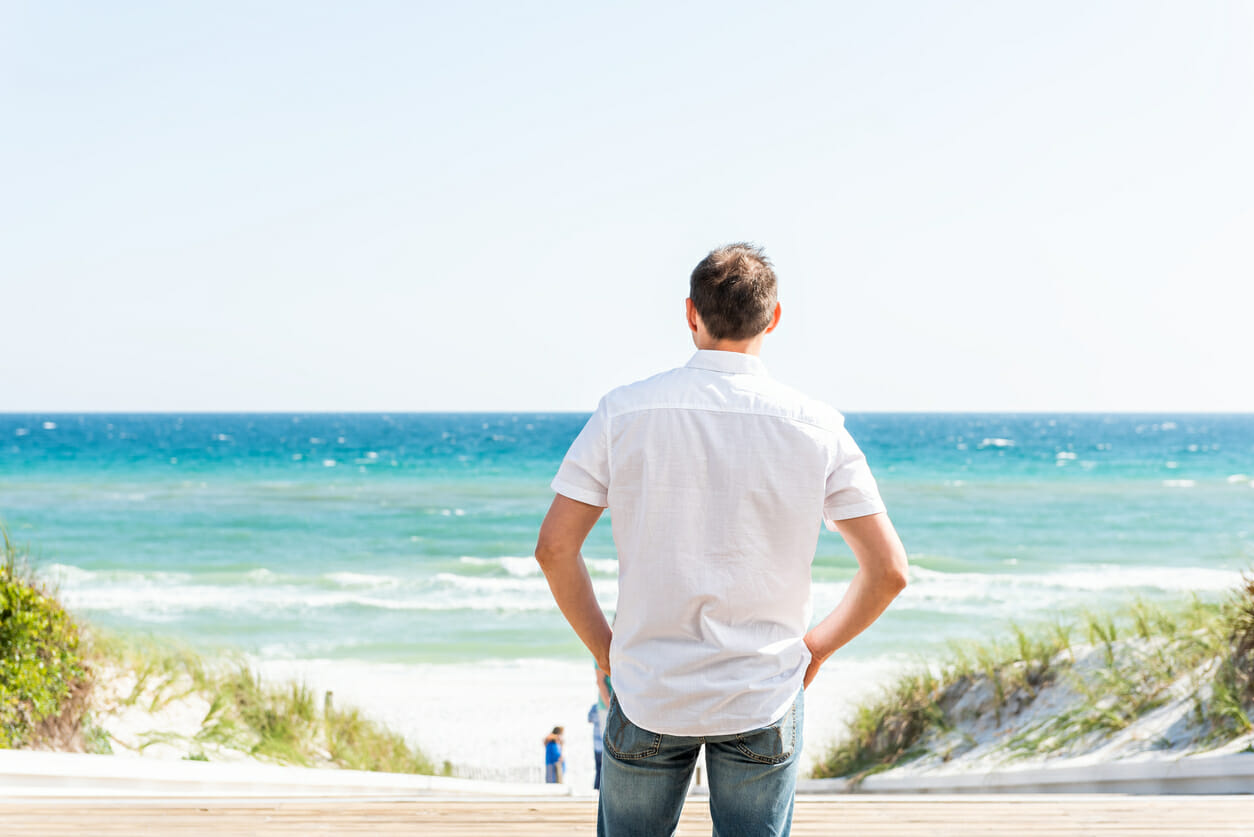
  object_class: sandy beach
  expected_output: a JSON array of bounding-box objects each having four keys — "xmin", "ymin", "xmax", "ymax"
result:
[{"xmin": 90, "ymin": 654, "xmax": 904, "ymax": 789}]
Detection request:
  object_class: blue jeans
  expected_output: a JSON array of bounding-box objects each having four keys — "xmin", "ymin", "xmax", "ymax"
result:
[{"xmin": 597, "ymin": 690, "xmax": 803, "ymax": 837}]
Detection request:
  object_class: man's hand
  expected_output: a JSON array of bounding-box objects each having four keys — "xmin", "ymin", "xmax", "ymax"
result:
[
  {"xmin": 535, "ymin": 494, "xmax": 613, "ymax": 668},
  {"xmin": 802, "ymin": 643, "xmax": 823, "ymax": 689},
  {"xmin": 803, "ymin": 512, "xmax": 908, "ymax": 688}
]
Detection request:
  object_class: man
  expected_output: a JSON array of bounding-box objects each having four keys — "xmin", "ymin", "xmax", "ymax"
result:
[{"xmin": 535, "ymin": 243, "xmax": 908, "ymax": 836}]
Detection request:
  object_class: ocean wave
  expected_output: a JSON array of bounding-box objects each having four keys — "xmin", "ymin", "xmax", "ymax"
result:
[
  {"xmin": 459, "ymin": 556, "xmax": 540, "ymax": 577},
  {"xmin": 44, "ymin": 563, "xmax": 192, "ymax": 586},
  {"xmin": 321, "ymin": 571, "xmax": 400, "ymax": 588},
  {"xmin": 458, "ymin": 555, "xmax": 619, "ymax": 578},
  {"xmin": 53, "ymin": 567, "xmax": 618, "ymax": 619},
  {"xmin": 585, "ymin": 558, "xmax": 619, "ymax": 575},
  {"xmin": 57, "ymin": 583, "xmax": 564, "ymax": 617},
  {"xmin": 433, "ymin": 572, "xmax": 552, "ymax": 594},
  {"xmin": 905, "ymin": 564, "xmax": 1238, "ymax": 595},
  {"xmin": 44, "ymin": 563, "xmax": 97, "ymax": 585},
  {"xmin": 45, "ymin": 558, "xmax": 1242, "ymax": 628}
]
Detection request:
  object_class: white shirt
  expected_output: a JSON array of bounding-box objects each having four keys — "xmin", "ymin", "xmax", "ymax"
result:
[{"xmin": 551, "ymin": 350, "xmax": 886, "ymax": 736}]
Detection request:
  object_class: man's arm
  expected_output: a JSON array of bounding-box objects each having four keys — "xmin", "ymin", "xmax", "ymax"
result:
[
  {"xmin": 804, "ymin": 512, "xmax": 908, "ymax": 688},
  {"xmin": 535, "ymin": 493, "xmax": 612, "ymax": 674}
]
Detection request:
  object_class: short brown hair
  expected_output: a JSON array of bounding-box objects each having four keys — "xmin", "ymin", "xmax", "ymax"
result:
[{"xmin": 689, "ymin": 243, "xmax": 778, "ymax": 341}]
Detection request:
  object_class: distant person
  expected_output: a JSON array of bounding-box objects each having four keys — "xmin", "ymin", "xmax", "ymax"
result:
[
  {"xmin": 588, "ymin": 701, "xmax": 604, "ymax": 790},
  {"xmin": 591, "ymin": 660, "xmax": 611, "ymax": 790},
  {"xmin": 535, "ymin": 243, "xmax": 909, "ymax": 836},
  {"xmin": 543, "ymin": 726, "xmax": 565, "ymax": 784}
]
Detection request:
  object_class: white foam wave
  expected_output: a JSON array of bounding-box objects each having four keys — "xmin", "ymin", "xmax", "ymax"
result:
[
  {"xmin": 460, "ymin": 555, "xmax": 618, "ymax": 578},
  {"xmin": 44, "ymin": 563, "xmax": 96, "ymax": 585},
  {"xmin": 586, "ymin": 558, "xmax": 619, "ymax": 575},
  {"xmin": 901, "ymin": 564, "xmax": 1239, "ymax": 600},
  {"xmin": 55, "ymin": 567, "xmax": 618, "ymax": 619},
  {"xmin": 459, "ymin": 556, "xmax": 540, "ymax": 577},
  {"xmin": 323, "ymin": 571, "xmax": 399, "ymax": 588},
  {"xmin": 1163, "ymin": 479, "xmax": 1196, "ymax": 488},
  {"xmin": 978, "ymin": 438, "xmax": 1014, "ymax": 449},
  {"xmin": 809, "ymin": 564, "xmax": 1243, "ymax": 621},
  {"xmin": 48, "ymin": 558, "xmax": 1239, "ymax": 626},
  {"xmin": 434, "ymin": 572, "xmax": 549, "ymax": 593}
]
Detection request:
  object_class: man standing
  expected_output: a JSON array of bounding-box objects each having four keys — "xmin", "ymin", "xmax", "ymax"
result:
[{"xmin": 535, "ymin": 243, "xmax": 908, "ymax": 836}]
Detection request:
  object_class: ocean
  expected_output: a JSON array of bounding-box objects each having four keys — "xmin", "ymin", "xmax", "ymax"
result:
[{"xmin": 2, "ymin": 412, "xmax": 1251, "ymax": 668}]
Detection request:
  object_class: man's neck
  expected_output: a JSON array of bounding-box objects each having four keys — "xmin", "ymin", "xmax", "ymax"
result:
[{"xmin": 694, "ymin": 335, "xmax": 766, "ymax": 356}]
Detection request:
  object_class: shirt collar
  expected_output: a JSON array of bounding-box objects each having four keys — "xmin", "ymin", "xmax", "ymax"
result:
[{"xmin": 685, "ymin": 350, "xmax": 769, "ymax": 376}]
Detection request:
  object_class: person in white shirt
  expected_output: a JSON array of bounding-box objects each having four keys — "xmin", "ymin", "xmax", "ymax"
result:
[{"xmin": 535, "ymin": 243, "xmax": 908, "ymax": 837}]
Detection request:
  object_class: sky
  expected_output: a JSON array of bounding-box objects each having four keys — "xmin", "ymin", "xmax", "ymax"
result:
[{"xmin": 3, "ymin": 1, "xmax": 1253, "ymax": 412}]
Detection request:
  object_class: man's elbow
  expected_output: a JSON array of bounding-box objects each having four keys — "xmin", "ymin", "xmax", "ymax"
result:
[
  {"xmin": 534, "ymin": 539, "xmax": 557, "ymax": 572},
  {"xmin": 534, "ymin": 536, "xmax": 568, "ymax": 574},
  {"xmin": 879, "ymin": 549, "xmax": 910, "ymax": 595}
]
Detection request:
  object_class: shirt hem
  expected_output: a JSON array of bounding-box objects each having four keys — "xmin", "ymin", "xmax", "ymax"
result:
[
  {"xmin": 823, "ymin": 500, "xmax": 887, "ymax": 529},
  {"xmin": 615, "ymin": 685, "xmax": 802, "ymax": 738},
  {"xmin": 551, "ymin": 478, "xmax": 608, "ymax": 508}
]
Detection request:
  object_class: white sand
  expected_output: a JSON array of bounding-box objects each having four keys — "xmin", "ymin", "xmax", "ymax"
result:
[
  {"xmin": 88, "ymin": 662, "xmax": 256, "ymax": 763},
  {"xmin": 86, "ymin": 654, "xmax": 905, "ymax": 788},
  {"xmin": 84, "ymin": 647, "xmax": 1254, "ymax": 790}
]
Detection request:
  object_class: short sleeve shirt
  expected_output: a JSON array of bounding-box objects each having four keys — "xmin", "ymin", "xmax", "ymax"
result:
[{"xmin": 551, "ymin": 350, "xmax": 885, "ymax": 736}]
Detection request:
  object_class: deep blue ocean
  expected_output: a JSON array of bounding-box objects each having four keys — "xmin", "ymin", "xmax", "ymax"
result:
[{"xmin": 1, "ymin": 413, "xmax": 1251, "ymax": 665}]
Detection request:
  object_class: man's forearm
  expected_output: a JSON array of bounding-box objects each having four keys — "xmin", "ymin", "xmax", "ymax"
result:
[
  {"xmin": 804, "ymin": 512, "xmax": 908, "ymax": 687},
  {"xmin": 535, "ymin": 494, "xmax": 613, "ymax": 671},
  {"xmin": 538, "ymin": 549, "xmax": 612, "ymax": 669},
  {"xmin": 805, "ymin": 568, "xmax": 904, "ymax": 663}
]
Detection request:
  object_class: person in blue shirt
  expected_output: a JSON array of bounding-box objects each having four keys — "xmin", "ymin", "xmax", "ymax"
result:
[
  {"xmin": 589, "ymin": 661, "xmax": 612, "ymax": 790},
  {"xmin": 543, "ymin": 726, "xmax": 565, "ymax": 784},
  {"xmin": 588, "ymin": 702, "xmax": 604, "ymax": 790}
]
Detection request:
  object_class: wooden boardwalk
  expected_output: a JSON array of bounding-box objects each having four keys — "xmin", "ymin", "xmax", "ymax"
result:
[{"xmin": 2, "ymin": 794, "xmax": 1252, "ymax": 836}]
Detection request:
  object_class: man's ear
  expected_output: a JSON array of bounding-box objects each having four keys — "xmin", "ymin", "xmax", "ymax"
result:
[
  {"xmin": 686, "ymin": 298, "xmax": 700, "ymax": 334},
  {"xmin": 764, "ymin": 302, "xmax": 782, "ymax": 334}
]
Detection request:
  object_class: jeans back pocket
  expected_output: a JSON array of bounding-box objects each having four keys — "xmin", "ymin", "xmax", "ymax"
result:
[
  {"xmin": 603, "ymin": 696, "xmax": 662, "ymax": 760},
  {"xmin": 733, "ymin": 692, "xmax": 801, "ymax": 765}
]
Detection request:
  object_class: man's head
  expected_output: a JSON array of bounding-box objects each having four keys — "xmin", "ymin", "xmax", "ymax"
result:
[{"xmin": 689, "ymin": 243, "xmax": 779, "ymax": 342}]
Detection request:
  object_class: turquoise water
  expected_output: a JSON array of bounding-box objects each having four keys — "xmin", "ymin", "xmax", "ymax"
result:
[{"xmin": 1, "ymin": 413, "xmax": 1251, "ymax": 664}]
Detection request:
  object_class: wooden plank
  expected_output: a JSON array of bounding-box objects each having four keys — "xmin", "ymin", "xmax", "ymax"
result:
[{"xmin": 1, "ymin": 795, "xmax": 1251, "ymax": 836}]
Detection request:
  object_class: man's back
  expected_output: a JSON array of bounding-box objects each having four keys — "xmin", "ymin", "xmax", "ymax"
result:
[
  {"xmin": 534, "ymin": 243, "xmax": 907, "ymax": 837},
  {"xmin": 553, "ymin": 349, "xmax": 884, "ymax": 735}
]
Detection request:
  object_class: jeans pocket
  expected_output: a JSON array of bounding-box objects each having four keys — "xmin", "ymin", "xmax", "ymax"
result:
[
  {"xmin": 734, "ymin": 696, "xmax": 800, "ymax": 765},
  {"xmin": 603, "ymin": 696, "xmax": 662, "ymax": 760}
]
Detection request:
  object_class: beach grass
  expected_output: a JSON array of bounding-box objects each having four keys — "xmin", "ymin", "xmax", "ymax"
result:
[
  {"xmin": 812, "ymin": 580, "xmax": 1254, "ymax": 782},
  {"xmin": 2, "ymin": 528, "xmax": 440, "ymax": 774},
  {"xmin": 0, "ymin": 529, "xmax": 92, "ymax": 750},
  {"xmin": 90, "ymin": 632, "xmax": 442, "ymax": 774}
]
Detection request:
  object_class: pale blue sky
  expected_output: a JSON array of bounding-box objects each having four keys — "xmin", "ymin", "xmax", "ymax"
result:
[{"xmin": 4, "ymin": 1, "xmax": 1252, "ymax": 412}]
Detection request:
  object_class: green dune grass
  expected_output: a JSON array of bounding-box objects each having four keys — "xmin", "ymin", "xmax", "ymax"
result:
[
  {"xmin": 813, "ymin": 578, "xmax": 1254, "ymax": 783},
  {"xmin": 1, "ymin": 530, "xmax": 440, "ymax": 774}
]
